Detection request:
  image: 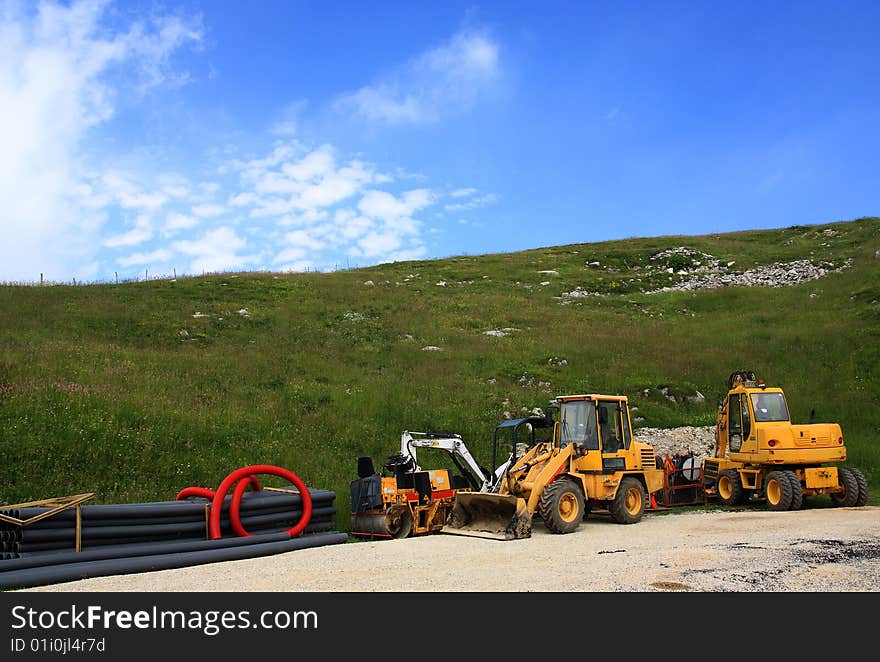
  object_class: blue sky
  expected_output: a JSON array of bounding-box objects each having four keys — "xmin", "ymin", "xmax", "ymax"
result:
[{"xmin": 1, "ymin": 0, "xmax": 878, "ymax": 283}]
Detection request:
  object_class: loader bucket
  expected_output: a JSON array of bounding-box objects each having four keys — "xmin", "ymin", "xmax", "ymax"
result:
[{"xmin": 444, "ymin": 492, "xmax": 532, "ymax": 540}]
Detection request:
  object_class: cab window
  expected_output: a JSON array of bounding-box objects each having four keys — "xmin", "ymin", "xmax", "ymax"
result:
[
  {"xmin": 560, "ymin": 401, "xmax": 598, "ymax": 450},
  {"xmin": 750, "ymin": 393, "xmax": 790, "ymax": 422},
  {"xmin": 741, "ymin": 394, "xmax": 752, "ymax": 438},
  {"xmin": 597, "ymin": 401, "xmax": 623, "ymax": 453},
  {"xmin": 728, "ymin": 394, "xmax": 743, "ymax": 452}
]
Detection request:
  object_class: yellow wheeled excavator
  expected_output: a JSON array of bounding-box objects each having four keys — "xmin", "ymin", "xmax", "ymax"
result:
[
  {"xmin": 445, "ymin": 394, "xmax": 665, "ymax": 540},
  {"xmin": 703, "ymin": 371, "xmax": 869, "ymax": 510}
]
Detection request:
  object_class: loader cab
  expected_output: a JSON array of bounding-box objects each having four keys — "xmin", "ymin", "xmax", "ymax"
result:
[{"xmin": 557, "ymin": 395, "xmax": 633, "ymax": 456}]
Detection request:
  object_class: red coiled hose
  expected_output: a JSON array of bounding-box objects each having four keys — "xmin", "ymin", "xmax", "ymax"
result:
[{"xmin": 177, "ymin": 465, "xmax": 312, "ymax": 540}]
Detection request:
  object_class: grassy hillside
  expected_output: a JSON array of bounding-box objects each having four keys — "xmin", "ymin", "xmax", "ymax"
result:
[{"xmin": 1, "ymin": 217, "xmax": 878, "ymax": 528}]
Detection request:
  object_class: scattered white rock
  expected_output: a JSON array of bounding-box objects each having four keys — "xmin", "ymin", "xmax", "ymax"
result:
[
  {"xmin": 538, "ymin": 270, "xmax": 559, "ymax": 275},
  {"xmin": 342, "ymin": 312, "xmax": 366, "ymax": 322},
  {"xmin": 436, "ymin": 281, "xmax": 446, "ymax": 287},
  {"xmin": 192, "ymin": 312, "xmax": 208, "ymax": 318},
  {"xmin": 539, "ymin": 281, "xmax": 551, "ymax": 286},
  {"xmin": 483, "ymin": 330, "xmax": 509, "ymax": 337},
  {"xmin": 363, "ymin": 280, "xmax": 374, "ymax": 286},
  {"xmin": 237, "ymin": 308, "xmax": 249, "ymax": 316},
  {"xmin": 421, "ymin": 346, "xmax": 441, "ymax": 351},
  {"xmin": 561, "ymin": 287, "xmax": 602, "ymax": 299}
]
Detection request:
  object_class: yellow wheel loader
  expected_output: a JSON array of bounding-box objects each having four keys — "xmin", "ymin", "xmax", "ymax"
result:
[
  {"xmin": 702, "ymin": 371, "xmax": 869, "ymax": 511},
  {"xmin": 445, "ymin": 394, "xmax": 665, "ymax": 540}
]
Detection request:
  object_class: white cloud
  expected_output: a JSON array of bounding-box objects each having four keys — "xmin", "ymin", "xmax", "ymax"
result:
[
  {"xmin": 358, "ymin": 189, "xmax": 434, "ymax": 223},
  {"xmin": 234, "ymin": 143, "xmax": 381, "ymax": 220},
  {"xmin": 358, "ymin": 231, "xmax": 404, "ymax": 258},
  {"xmin": 336, "ymin": 28, "xmax": 500, "ymax": 124},
  {"xmin": 164, "ymin": 211, "xmax": 198, "ymax": 234},
  {"xmin": 0, "ymin": 0, "xmax": 202, "ymax": 282},
  {"xmin": 444, "ymin": 193, "xmax": 498, "ymax": 212},
  {"xmin": 171, "ymin": 227, "xmax": 254, "ymax": 274},
  {"xmin": 283, "ymin": 229, "xmax": 325, "ymax": 251},
  {"xmin": 282, "ymin": 145, "xmax": 335, "ymax": 181},
  {"xmin": 117, "ymin": 248, "xmax": 174, "ymax": 267},
  {"xmin": 450, "ymin": 187, "xmax": 479, "ymax": 198},
  {"xmin": 191, "ymin": 203, "xmax": 227, "ymax": 218},
  {"xmin": 103, "ymin": 214, "xmax": 153, "ymax": 247}
]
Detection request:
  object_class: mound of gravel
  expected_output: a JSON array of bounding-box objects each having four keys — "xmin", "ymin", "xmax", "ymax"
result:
[{"xmin": 634, "ymin": 425, "xmax": 716, "ymax": 460}]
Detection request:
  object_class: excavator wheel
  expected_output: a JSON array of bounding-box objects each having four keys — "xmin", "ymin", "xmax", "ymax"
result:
[
  {"xmin": 783, "ymin": 471, "xmax": 803, "ymax": 510},
  {"xmin": 831, "ymin": 467, "xmax": 860, "ymax": 508},
  {"xmin": 717, "ymin": 470, "xmax": 746, "ymax": 506},
  {"xmin": 849, "ymin": 468, "xmax": 869, "ymax": 507},
  {"xmin": 538, "ymin": 478, "xmax": 583, "ymax": 534},
  {"xmin": 764, "ymin": 471, "xmax": 793, "ymax": 511},
  {"xmin": 610, "ymin": 477, "xmax": 647, "ymax": 525}
]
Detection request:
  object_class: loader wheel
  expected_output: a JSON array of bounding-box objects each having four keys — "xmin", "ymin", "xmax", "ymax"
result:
[
  {"xmin": 783, "ymin": 471, "xmax": 803, "ymax": 510},
  {"xmin": 764, "ymin": 471, "xmax": 793, "ymax": 511},
  {"xmin": 849, "ymin": 468, "xmax": 869, "ymax": 507},
  {"xmin": 610, "ymin": 477, "xmax": 647, "ymax": 525},
  {"xmin": 538, "ymin": 478, "xmax": 583, "ymax": 534},
  {"xmin": 831, "ymin": 467, "xmax": 860, "ymax": 507},
  {"xmin": 717, "ymin": 470, "xmax": 746, "ymax": 506}
]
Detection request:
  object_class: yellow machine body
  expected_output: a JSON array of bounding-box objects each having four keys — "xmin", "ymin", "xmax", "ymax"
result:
[{"xmin": 703, "ymin": 372, "xmax": 868, "ymax": 510}]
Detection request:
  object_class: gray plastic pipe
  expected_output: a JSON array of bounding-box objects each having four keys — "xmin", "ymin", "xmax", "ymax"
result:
[{"xmin": 0, "ymin": 531, "xmax": 349, "ymax": 590}]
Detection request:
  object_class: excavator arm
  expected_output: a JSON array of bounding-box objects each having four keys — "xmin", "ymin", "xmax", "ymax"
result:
[{"xmin": 400, "ymin": 431, "xmax": 494, "ymax": 492}]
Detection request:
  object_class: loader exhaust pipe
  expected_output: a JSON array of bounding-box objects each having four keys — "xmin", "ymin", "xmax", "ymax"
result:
[{"xmin": 444, "ymin": 492, "xmax": 532, "ymax": 540}]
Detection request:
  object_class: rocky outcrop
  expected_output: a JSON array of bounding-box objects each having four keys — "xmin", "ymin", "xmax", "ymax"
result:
[{"xmin": 646, "ymin": 258, "xmax": 852, "ymax": 294}]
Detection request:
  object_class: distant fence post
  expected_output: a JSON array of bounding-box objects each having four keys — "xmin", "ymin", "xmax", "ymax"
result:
[
  {"xmin": 115, "ymin": 272, "xmax": 118, "ymax": 284},
  {"xmin": 40, "ymin": 273, "xmax": 43, "ymax": 286}
]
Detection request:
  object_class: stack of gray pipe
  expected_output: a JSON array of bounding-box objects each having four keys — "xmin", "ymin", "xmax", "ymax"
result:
[{"xmin": 0, "ymin": 487, "xmax": 348, "ymax": 590}]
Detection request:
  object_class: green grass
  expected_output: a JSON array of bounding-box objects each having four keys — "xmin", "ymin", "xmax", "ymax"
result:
[{"xmin": 2, "ymin": 217, "xmax": 879, "ymax": 530}]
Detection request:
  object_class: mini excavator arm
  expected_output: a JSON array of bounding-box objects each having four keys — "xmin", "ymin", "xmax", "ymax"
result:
[{"xmin": 400, "ymin": 431, "xmax": 494, "ymax": 491}]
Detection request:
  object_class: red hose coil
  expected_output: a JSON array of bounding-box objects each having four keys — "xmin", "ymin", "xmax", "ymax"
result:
[{"xmin": 208, "ymin": 465, "xmax": 312, "ymax": 540}]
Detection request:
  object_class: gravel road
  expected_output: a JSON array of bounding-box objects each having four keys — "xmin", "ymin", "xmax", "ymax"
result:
[{"xmin": 23, "ymin": 505, "xmax": 880, "ymax": 593}]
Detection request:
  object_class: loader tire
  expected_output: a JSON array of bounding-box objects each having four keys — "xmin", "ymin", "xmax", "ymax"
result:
[
  {"xmin": 717, "ymin": 470, "xmax": 746, "ymax": 506},
  {"xmin": 764, "ymin": 471, "xmax": 793, "ymax": 511},
  {"xmin": 830, "ymin": 467, "xmax": 859, "ymax": 507},
  {"xmin": 610, "ymin": 477, "xmax": 647, "ymax": 525},
  {"xmin": 848, "ymin": 467, "xmax": 869, "ymax": 507},
  {"xmin": 538, "ymin": 478, "xmax": 583, "ymax": 534},
  {"xmin": 783, "ymin": 470, "xmax": 803, "ymax": 510}
]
